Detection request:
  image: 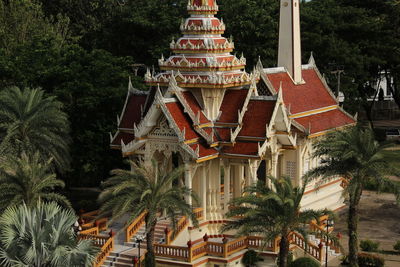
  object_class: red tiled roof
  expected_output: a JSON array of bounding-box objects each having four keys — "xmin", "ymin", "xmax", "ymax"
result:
[
  {"xmin": 295, "ymin": 109, "xmax": 355, "ymax": 134},
  {"xmin": 215, "ymin": 128, "xmax": 231, "ymax": 142},
  {"xmin": 187, "ymin": 18, "xmax": 221, "ymax": 27},
  {"xmin": 111, "ymin": 132, "xmax": 135, "ymax": 147},
  {"xmin": 119, "ymin": 94, "xmax": 147, "ymax": 129},
  {"xmin": 165, "ymin": 102, "xmax": 201, "ymax": 140},
  {"xmin": 239, "ymin": 100, "xmax": 275, "ymax": 137},
  {"xmin": 223, "ymin": 142, "xmax": 259, "ymax": 156},
  {"xmin": 181, "ymin": 91, "xmax": 209, "ymax": 124},
  {"xmin": 178, "ymin": 38, "xmax": 226, "ymax": 46},
  {"xmin": 218, "ymin": 89, "xmax": 248, "ymax": 123},
  {"xmin": 190, "ymin": 143, "xmax": 218, "ymax": 158},
  {"xmin": 192, "ymin": 0, "xmax": 216, "ymax": 6},
  {"xmin": 267, "ymin": 69, "xmax": 337, "ymax": 114}
]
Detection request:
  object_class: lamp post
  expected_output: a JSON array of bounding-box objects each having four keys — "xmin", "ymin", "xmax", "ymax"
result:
[
  {"xmin": 325, "ymin": 219, "xmax": 334, "ymax": 267},
  {"xmin": 134, "ymin": 234, "xmax": 145, "ymax": 267}
]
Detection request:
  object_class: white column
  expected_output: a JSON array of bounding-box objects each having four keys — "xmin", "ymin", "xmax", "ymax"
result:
[
  {"xmin": 249, "ymin": 160, "xmax": 258, "ymax": 185},
  {"xmin": 296, "ymin": 144, "xmax": 303, "ymax": 187},
  {"xmin": 270, "ymin": 153, "xmax": 279, "ymax": 189},
  {"xmin": 184, "ymin": 163, "xmax": 192, "ymax": 206},
  {"xmin": 233, "ymin": 165, "xmax": 240, "ymax": 198},
  {"xmin": 201, "ymin": 166, "xmax": 207, "ymax": 221},
  {"xmin": 223, "ymin": 164, "xmax": 231, "ymax": 213},
  {"xmin": 238, "ymin": 165, "xmax": 244, "ymax": 196}
]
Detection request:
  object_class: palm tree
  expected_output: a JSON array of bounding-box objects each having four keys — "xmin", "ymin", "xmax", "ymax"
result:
[
  {"xmin": 309, "ymin": 126, "xmax": 400, "ymax": 267},
  {"xmin": 0, "ymin": 201, "xmax": 98, "ymax": 267},
  {"xmin": 0, "ymin": 87, "xmax": 71, "ymax": 172},
  {"xmin": 0, "ymin": 152, "xmax": 71, "ymax": 211},
  {"xmin": 222, "ymin": 176, "xmax": 332, "ymax": 267},
  {"xmin": 98, "ymin": 160, "xmax": 199, "ymax": 267}
]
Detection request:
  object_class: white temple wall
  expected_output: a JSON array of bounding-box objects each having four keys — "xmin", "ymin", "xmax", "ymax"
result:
[{"xmin": 301, "ymin": 180, "xmax": 345, "ymax": 211}]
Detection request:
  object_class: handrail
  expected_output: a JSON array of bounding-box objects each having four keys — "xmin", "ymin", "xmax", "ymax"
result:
[
  {"xmin": 290, "ymin": 231, "xmax": 323, "ymax": 261},
  {"xmin": 80, "ymin": 217, "xmax": 108, "ymax": 232},
  {"xmin": 80, "ymin": 226, "xmax": 99, "ymax": 236},
  {"xmin": 78, "ymin": 234, "xmax": 114, "ymax": 267},
  {"xmin": 126, "ymin": 211, "xmax": 147, "ymax": 242},
  {"xmin": 166, "ymin": 208, "xmax": 204, "ymax": 245},
  {"xmin": 95, "ymin": 235, "xmax": 114, "ymax": 267},
  {"xmin": 154, "ymin": 243, "xmax": 189, "ymax": 261},
  {"xmin": 166, "ymin": 216, "xmax": 189, "ymax": 244},
  {"xmin": 155, "ymin": 235, "xmax": 280, "ymax": 262},
  {"xmin": 193, "ymin": 207, "xmax": 204, "ymax": 221},
  {"xmin": 153, "ymin": 229, "xmax": 335, "ymax": 263}
]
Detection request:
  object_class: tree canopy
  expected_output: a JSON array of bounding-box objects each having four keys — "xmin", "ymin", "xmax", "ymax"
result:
[{"xmin": 0, "ymin": 0, "xmax": 399, "ymax": 187}]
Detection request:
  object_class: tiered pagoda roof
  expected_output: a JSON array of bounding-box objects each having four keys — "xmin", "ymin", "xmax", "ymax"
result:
[
  {"xmin": 145, "ymin": 0, "xmax": 254, "ymax": 89},
  {"xmin": 111, "ymin": 0, "xmax": 356, "ymax": 162}
]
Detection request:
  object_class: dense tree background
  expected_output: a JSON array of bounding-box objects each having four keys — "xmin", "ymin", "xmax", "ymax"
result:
[{"xmin": 0, "ymin": 0, "xmax": 399, "ymax": 188}]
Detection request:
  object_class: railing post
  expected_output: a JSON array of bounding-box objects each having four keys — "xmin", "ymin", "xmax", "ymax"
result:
[
  {"xmin": 187, "ymin": 240, "xmax": 193, "ymax": 262},
  {"xmin": 164, "ymin": 227, "xmax": 170, "ymax": 244},
  {"xmin": 223, "ymin": 237, "xmax": 228, "ymax": 258}
]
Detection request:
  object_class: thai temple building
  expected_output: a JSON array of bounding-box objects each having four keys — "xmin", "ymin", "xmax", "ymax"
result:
[{"xmin": 107, "ymin": 0, "xmax": 356, "ymax": 266}]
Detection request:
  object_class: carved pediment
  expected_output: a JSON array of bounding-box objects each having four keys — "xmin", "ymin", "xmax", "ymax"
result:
[{"xmin": 148, "ymin": 117, "xmax": 178, "ymax": 139}]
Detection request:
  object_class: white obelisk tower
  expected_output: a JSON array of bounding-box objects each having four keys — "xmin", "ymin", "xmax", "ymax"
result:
[{"xmin": 278, "ymin": 0, "xmax": 303, "ymax": 84}]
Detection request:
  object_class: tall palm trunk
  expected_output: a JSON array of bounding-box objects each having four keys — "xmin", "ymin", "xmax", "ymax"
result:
[
  {"xmin": 278, "ymin": 233, "xmax": 290, "ymax": 267},
  {"xmin": 145, "ymin": 222, "xmax": 156, "ymax": 267},
  {"xmin": 348, "ymin": 187, "xmax": 362, "ymax": 267}
]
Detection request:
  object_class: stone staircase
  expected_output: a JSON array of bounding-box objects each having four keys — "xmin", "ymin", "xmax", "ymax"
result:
[
  {"xmin": 102, "ymin": 217, "xmax": 181, "ymax": 267},
  {"xmin": 308, "ymin": 233, "xmax": 341, "ymax": 261}
]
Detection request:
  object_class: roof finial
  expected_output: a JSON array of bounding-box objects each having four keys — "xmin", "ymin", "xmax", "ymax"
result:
[
  {"xmin": 128, "ymin": 76, "xmax": 133, "ymax": 91},
  {"xmin": 308, "ymin": 51, "xmax": 316, "ymax": 66}
]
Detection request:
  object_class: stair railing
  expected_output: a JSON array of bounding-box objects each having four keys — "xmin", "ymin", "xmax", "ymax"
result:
[
  {"xmin": 126, "ymin": 211, "xmax": 148, "ymax": 242},
  {"xmin": 166, "ymin": 216, "xmax": 189, "ymax": 244},
  {"xmin": 78, "ymin": 234, "xmax": 114, "ymax": 267}
]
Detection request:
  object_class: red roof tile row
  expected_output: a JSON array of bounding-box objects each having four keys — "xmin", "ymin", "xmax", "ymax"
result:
[
  {"xmin": 223, "ymin": 142, "xmax": 259, "ymax": 156},
  {"xmin": 111, "ymin": 132, "xmax": 135, "ymax": 147},
  {"xmin": 181, "ymin": 91, "xmax": 209, "ymax": 124},
  {"xmin": 119, "ymin": 94, "xmax": 147, "ymax": 129},
  {"xmin": 267, "ymin": 69, "xmax": 337, "ymax": 114},
  {"xmin": 218, "ymin": 89, "xmax": 248, "ymax": 123},
  {"xmin": 239, "ymin": 100, "xmax": 275, "ymax": 137},
  {"xmin": 165, "ymin": 102, "xmax": 201, "ymax": 140},
  {"xmin": 189, "ymin": 143, "xmax": 218, "ymax": 158},
  {"xmin": 295, "ymin": 109, "xmax": 355, "ymax": 134}
]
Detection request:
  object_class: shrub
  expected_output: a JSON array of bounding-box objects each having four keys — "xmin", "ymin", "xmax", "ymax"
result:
[
  {"xmin": 340, "ymin": 255, "xmax": 349, "ymax": 265},
  {"xmin": 394, "ymin": 241, "xmax": 400, "ymax": 252},
  {"xmin": 360, "ymin": 239, "xmax": 380, "ymax": 252},
  {"xmin": 358, "ymin": 253, "xmax": 384, "ymax": 267},
  {"xmin": 242, "ymin": 249, "xmax": 262, "ymax": 267},
  {"xmin": 289, "ymin": 257, "xmax": 320, "ymax": 267}
]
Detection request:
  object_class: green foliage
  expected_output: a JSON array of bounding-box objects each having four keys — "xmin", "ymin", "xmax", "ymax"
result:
[
  {"xmin": 0, "ymin": 87, "xmax": 71, "ymax": 172},
  {"xmin": 1, "ymin": 0, "xmax": 400, "ymax": 192},
  {"xmin": 301, "ymin": 0, "xmax": 400, "ymax": 115},
  {"xmin": 48, "ymin": 45, "xmax": 142, "ymax": 186},
  {"xmin": 99, "ymin": 160, "xmax": 199, "ymax": 263},
  {"xmin": 289, "ymin": 257, "xmax": 320, "ymax": 267},
  {"xmin": 0, "ymin": 0, "xmax": 69, "ymax": 55},
  {"xmin": 220, "ymin": 0, "xmax": 279, "ymax": 68},
  {"xmin": 309, "ymin": 125, "xmax": 400, "ymax": 266},
  {"xmin": 357, "ymin": 252, "xmax": 384, "ymax": 267},
  {"xmin": 0, "ymin": 201, "xmax": 98, "ymax": 267},
  {"xmin": 223, "ymin": 176, "xmax": 333, "ymax": 267},
  {"xmin": 242, "ymin": 249, "xmax": 262, "ymax": 267},
  {"xmin": 393, "ymin": 241, "xmax": 400, "ymax": 252},
  {"xmin": 79, "ymin": 0, "xmax": 187, "ymax": 65},
  {"xmin": 310, "ymin": 126, "xmax": 400, "ymax": 203},
  {"xmin": 0, "ymin": 153, "xmax": 71, "ymax": 211},
  {"xmin": 360, "ymin": 239, "xmax": 380, "ymax": 252}
]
